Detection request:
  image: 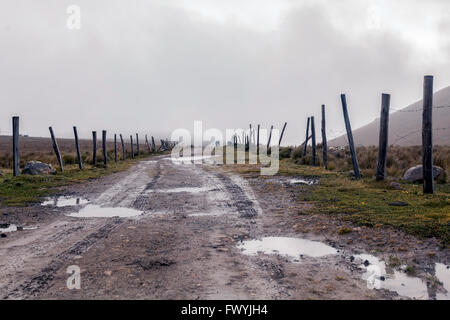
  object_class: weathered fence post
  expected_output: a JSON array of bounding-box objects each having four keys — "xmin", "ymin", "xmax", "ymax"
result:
[
  {"xmin": 102, "ymin": 130, "xmax": 107, "ymax": 166},
  {"xmin": 145, "ymin": 134, "xmax": 151, "ymax": 153},
  {"xmin": 49, "ymin": 126, "xmax": 64, "ymax": 172},
  {"xmin": 130, "ymin": 135, "xmax": 134, "ymax": 159},
  {"xmin": 302, "ymin": 117, "xmax": 310, "ymax": 156},
  {"xmin": 120, "ymin": 134, "xmax": 126, "ymax": 160},
  {"xmin": 136, "ymin": 133, "xmax": 140, "ymax": 156},
  {"xmin": 92, "ymin": 131, "xmax": 97, "ymax": 166},
  {"xmin": 321, "ymin": 105, "xmax": 328, "ymax": 170},
  {"xmin": 12, "ymin": 116, "xmax": 20, "ymax": 176},
  {"xmin": 257, "ymin": 124, "xmax": 260, "ymax": 156},
  {"xmin": 114, "ymin": 134, "xmax": 118, "ymax": 163},
  {"xmin": 376, "ymin": 94, "xmax": 390, "ymax": 181},
  {"xmin": 311, "ymin": 116, "xmax": 316, "ymax": 166},
  {"xmin": 279, "ymin": 122, "xmax": 287, "ymax": 146},
  {"xmin": 340, "ymin": 94, "xmax": 361, "ymax": 179},
  {"xmin": 73, "ymin": 126, "xmax": 83, "ymax": 170},
  {"xmin": 151, "ymin": 136, "xmax": 156, "ymax": 152},
  {"xmin": 267, "ymin": 125, "xmax": 273, "ymax": 149},
  {"xmin": 422, "ymin": 75, "xmax": 434, "ymax": 194}
]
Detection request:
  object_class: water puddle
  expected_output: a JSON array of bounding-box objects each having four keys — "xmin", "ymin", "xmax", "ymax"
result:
[
  {"xmin": 237, "ymin": 237, "xmax": 337, "ymax": 260},
  {"xmin": 148, "ymin": 186, "xmax": 217, "ymax": 194},
  {"xmin": 289, "ymin": 178, "xmax": 316, "ymax": 185},
  {"xmin": 188, "ymin": 211, "xmax": 237, "ymax": 217},
  {"xmin": 435, "ymin": 263, "xmax": 450, "ymax": 300},
  {"xmin": 355, "ymin": 254, "xmax": 429, "ymax": 300},
  {"xmin": 0, "ymin": 224, "xmax": 18, "ymax": 233},
  {"xmin": 68, "ymin": 205, "xmax": 143, "ymax": 218},
  {"xmin": 42, "ymin": 196, "xmax": 89, "ymax": 207},
  {"xmin": 169, "ymin": 155, "xmax": 220, "ymax": 164}
]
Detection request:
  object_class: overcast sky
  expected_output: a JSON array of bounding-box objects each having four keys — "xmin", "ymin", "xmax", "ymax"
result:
[{"xmin": 1, "ymin": 0, "xmax": 449, "ymax": 144}]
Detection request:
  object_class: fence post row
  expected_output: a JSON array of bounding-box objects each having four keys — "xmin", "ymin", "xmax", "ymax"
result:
[
  {"xmin": 73, "ymin": 126, "xmax": 83, "ymax": 170},
  {"xmin": 422, "ymin": 76, "xmax": 434, "ymax": 194},
  {"xmin": 376, "ymin": 94, "xmax": 390, "ymax": 181},
  {"xmin": 12, "ymin": 116, "xmax": 20, "ymax": 176},
  {"xmin": 321, "ymin": 105, "xmax": 328, "ymax": 170},
  {"xmin": 92, "ymin": 131, "xmax": 97, "ymax": 166},
  {"xmin": 49, "ymin": 126, "xmax": 64, "ymax": 172},
  {"xmin": 340, "ymin": 94, "xmax": 361, "ymax": 179}
]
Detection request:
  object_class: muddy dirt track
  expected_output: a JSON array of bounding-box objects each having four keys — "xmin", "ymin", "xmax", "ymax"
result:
[{"xmin": 0, "ymin": 156, "xmax": 448, "ymax": 300}]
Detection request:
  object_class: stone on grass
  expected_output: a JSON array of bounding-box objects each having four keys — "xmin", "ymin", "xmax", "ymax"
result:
[{"xmin": 21, "ymin": 161, "xmax": 56, "ymax": 175}]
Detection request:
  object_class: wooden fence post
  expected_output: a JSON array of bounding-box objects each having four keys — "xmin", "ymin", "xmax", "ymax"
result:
[
  {"xmin": 151, "ymin": 136, "xmax": 156, "ymax": 152},
  {"xmin": 73, "ymin": 126, "xmax": 83, "ymax": 170},
  {"xmin": 12, "ymin": 116, "xmax": 20, "ymax": 176},
  {"xmin": 102, "ymin": 130, "xmax": 107, "ymax": 166},
  {"xmin": 321, "ymin": 105, "xmax": 328, "ymax": 169},
  {"xmin": 340, "ymin": 94, "xmax": 361, "ymax": 179},
  {"xmin": 145, "ymin": 134, "xmax": 151, "ymax": 153},
  {"xmin": 422, "ymin": 75, "xmax": 434, "ymax": 194},
  {"xmin": 114, "ymin": 134, "xmax": 118, "ymax": 163},
  {"xmin": 49, "ymin": 126, "xmax": 64, "ymax": 172},
  {"xmin": 267, "ymin": 125, "xmax": 273, "ymax": 149},
  {"xmin": 303, "ymin": 117, "xmax": 310, "ymax": 156},
  {"xmin": 120, "ymin": 134, "xmax": 126, "ymax": 160},
  {"xmin": 279, "ymin": 122, "xmax": 287, "ymax": 146},
  {"xmin": 311, "ymin": 116, "xmax": 316, "ymax": 166},
  {"xmin": 256, "ymin": 124, "xmax": 260, "ymax": 157},
  {"xmin": 130, "ymin": 135, "xmax": 134, "ymax": 159},
  {"xmin": 376, "ymin": 94, "xmax": 390, "ymax": 181},
  {"xmin": 92, "ymin": 131, "xmax": 97, "ymax": 166},
  {"xmin": 136, "ymin": 133, "xmax": 140, "ymax": 156}
]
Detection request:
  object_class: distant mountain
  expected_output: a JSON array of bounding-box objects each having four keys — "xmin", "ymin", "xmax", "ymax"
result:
[{"xmin": 329, "ymin": 86, "xmax": 450, "ymax": 146}]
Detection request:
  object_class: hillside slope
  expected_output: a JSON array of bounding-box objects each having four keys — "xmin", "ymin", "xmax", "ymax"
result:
[{"xmin": 329, "ymin": 86, "xmax": 450, "ymax": 146}]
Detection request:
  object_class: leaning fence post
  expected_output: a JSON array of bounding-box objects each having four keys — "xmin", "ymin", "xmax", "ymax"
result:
[
  {"xmin": 376, "ymin": 94, "xmax": 390, "ymax": 181},
  {"xmin": 302, "ymin": 117, "xmax": 310, "ymax": 156},
  {"xmin": 136, "ymin": 133, "xmax": 140, "ymax": 156},
  {"xmin": 49, "ymin": 126, "xmax": 64, "ymax": 172},
  {"xmin": 73, "ymin": 126, "xmax": 83, "ymax": 170},
  {"xmin": 151, "ymin": 136, "xmax": 156, "ymax": 152},
  {"xmin": 321, "ymin": 105, "xmax": 328, "ymax": 170},
  {"xmin": 130, "ymin": 135, "xmax": 134, "ymax": 159},
  {"xmin": 145, "ymin": 134, "xmax": 151, "ymax": 153},
  {"xmin": 92, "ymin": 131, "xmax": 97, "ymax": 166},
  {"xmin": 422, "ymin": 76, "xmax": 434, "ymax": 194},
  {"xmin": 267, "ymin": 125, "xmax": 273, "ymax": 149},
  {"xmin": 311, "ymin": 117, "xmax": 316, "ymax": 166},
  {"xmin": 102, "ymin": 130, "xmax": 107, "ymax": 166},
  {"xmin": 12, "ymin": 116, "xmax": 20, "ymax": 176},
  {"xmin": 278, "ymin": 122, "xmax": 287, "ymax": 146},
  {"xmin": 340, "ymin": 94, "xmax": 361, "ymax": 179},
  {"xmin": 114, "ymin": 134, "xmax": 118, "ymax": 163},
  {"xmin": 120, "ymin": 134, "xmax": 126, "ymax": 160}
]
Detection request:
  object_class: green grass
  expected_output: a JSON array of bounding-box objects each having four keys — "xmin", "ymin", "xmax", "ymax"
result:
[
  {"xmin": 274, "ymin": 159, "xmax": 450, "ymax": 245},
  {"xmin": 0, "ymin": 154, "xmax": 162, "ymax": 206}
]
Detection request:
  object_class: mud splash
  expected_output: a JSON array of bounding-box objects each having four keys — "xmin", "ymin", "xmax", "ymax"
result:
[
  {"xmin": 355, "ymin": 254, "xmax": 429, "ymax": 300},
  {"xmin": 68, "ymin": 205, "xmax": 143, "ymax": 218},
  {"xmin": 42, "ymin": 196, "xmax": 89, "ymax": 207},
  {"xmin": 237, "ymin": 237, "xmax": 337, "ymax": 260}
]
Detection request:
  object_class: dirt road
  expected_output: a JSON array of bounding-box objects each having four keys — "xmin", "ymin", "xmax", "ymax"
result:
[{"xmin": 0, "ymin": 156, "xmax": 448, "ymax": 299}]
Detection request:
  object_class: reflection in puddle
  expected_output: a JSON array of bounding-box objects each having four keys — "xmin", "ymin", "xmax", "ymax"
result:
[
  {"xmin": 289, "ymin": 179, "xmax": 316, "ymax": 185},
  {"xmin": 355, "ymin": 254, "xmax": 429, "ymax": 300},
  {"xmin": 42, "ymin": 196, "xmax": 89, "ymax": 207},
  {"xmin": 237, "ymin": 237, "xmax": 337, "ymax": 260},
  {"xmin": 68, "ymin": 205, "xmax": 143, "ymax": 218},
  {"xmin": 0, "ymin": 224, "xmax": 18, "ymax": 233},
  {"xmin": 148, "ymin": 186, "xmax": 216, "ymax": 194},
  {"xmin": 436, "ymin": 263, "xmax": 450, "ymax": 300}
]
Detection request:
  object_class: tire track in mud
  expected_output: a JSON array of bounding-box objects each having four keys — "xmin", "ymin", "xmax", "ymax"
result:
[{"xmin": 3, "ymin": 218, "xmax": 122, "ymax": 299}]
